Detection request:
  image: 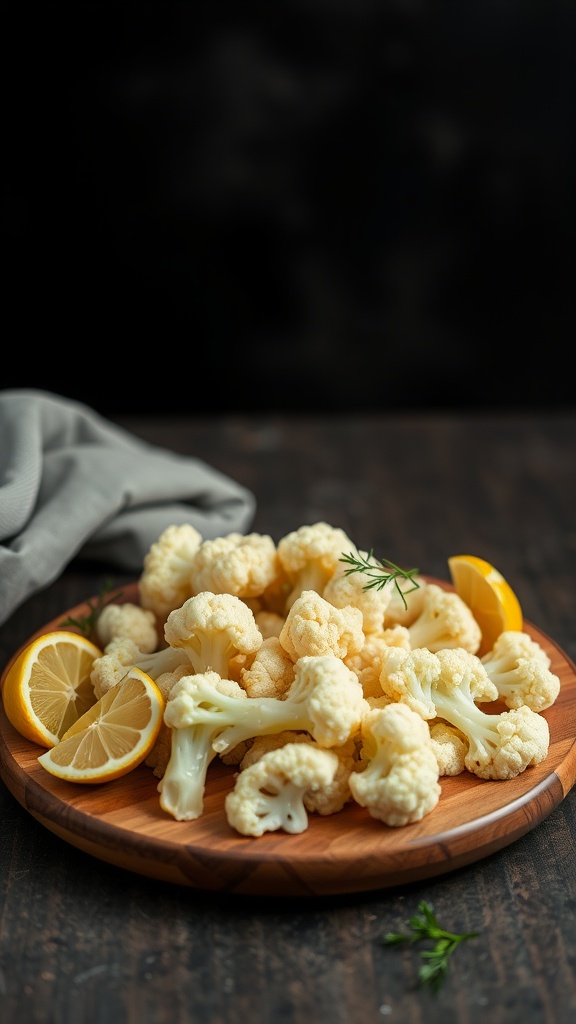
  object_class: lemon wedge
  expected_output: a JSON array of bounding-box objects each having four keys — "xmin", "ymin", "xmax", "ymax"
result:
[
  {"xmin": 2, "ymin": 630, "xmax": 102, "ymax": 747},
  {"xmin": 448, "ymin": 554, "xmax": 523, "ymax": 656},
  {"xmin": 37, "ymin": 667, "xmax": 165, "ymax": 783}
]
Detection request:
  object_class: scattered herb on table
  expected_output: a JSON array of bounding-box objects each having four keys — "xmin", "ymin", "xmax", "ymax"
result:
[
  {"xmin": 60, "ymin": 579, "xmax": 122, "ymax": 641},
  {"xmin": 382, "ymin": 900, "xmax": 479, "ymax": 993},
  {"xmin": 339, "ymin": 550, "xmax": 420, "ymax": 609}
]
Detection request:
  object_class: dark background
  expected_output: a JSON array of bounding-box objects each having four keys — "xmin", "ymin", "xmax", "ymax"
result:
[{"xmin": 3, "ymin": 2, "xmax": 575, "ymax": 416}]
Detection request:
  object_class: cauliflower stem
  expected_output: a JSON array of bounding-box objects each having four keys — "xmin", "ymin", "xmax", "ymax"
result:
[{"xmin": 158, "ymin": 723, "xmax": 218, "ymax": 821}]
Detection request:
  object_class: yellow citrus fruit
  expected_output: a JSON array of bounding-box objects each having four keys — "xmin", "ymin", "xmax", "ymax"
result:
[
  {"xmin": 37, "ymin": 667, "xmax": 165, "ymax": 784},
  {"xmin": 448, "ymin": 554, "xmax": 523, "ymax": 656},
  {"xmin": 2, "ymin": 630, "xmax": 102, "ymax": 747}
]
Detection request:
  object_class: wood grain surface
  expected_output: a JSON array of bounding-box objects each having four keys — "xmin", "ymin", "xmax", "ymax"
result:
[{"xmin": 2, "ymin": 582, "xmax": 575, "ymax": 897}]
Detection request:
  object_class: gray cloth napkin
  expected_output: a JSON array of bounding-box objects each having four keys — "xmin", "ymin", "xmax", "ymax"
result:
[{"xmin": 0, "ymin": 389, "xmax": 256, "ymax": 627}]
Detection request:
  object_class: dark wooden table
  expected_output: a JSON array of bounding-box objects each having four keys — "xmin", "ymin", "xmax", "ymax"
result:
[{"xmin": 1, "ymin": 411, "xmax": 575, "ymax": 1024}]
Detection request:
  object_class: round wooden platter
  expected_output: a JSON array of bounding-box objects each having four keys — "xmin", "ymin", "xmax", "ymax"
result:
[{"xmin": 1, "ymin": 582, "xmax": 575, "ymax": 898}]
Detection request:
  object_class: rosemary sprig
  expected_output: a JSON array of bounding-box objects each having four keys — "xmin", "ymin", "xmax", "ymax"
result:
[
  {"xmin": 383, "ymin": 901, "xmax": 479, "ymax": 993},
  {"xmin": 60, "ymin": 579, "xmax": 123, "ymax": 641},
  {"xmin": 339, "ymin": 550, "xmax": 420, "ymax": 610}
]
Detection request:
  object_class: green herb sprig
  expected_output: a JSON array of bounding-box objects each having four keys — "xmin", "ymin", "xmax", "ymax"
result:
[
  {"xmin": 339, "ymin": 550, "xmax": 420, "ymax": 610},
  {"xmin": 383, "ymin": 901, "xmax": 479, "ymax": 993},
  {"xmin": 60, "ymin": 579, "xmax": 123, "ymax": 642}
]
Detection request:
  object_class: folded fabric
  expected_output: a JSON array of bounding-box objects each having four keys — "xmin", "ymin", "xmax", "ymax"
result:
[{"xmin": 0, "ymin": 389, "xmax": 256, "ymax": 627}]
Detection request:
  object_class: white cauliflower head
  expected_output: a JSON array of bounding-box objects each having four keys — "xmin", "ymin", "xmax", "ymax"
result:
[
  {"xmin": 277, "ymin": 521, "xmax": 355, "ymax": 611},
  {"xmin": 432, "ymin": 648, "xmax": 549, "ymax": 780},
  {"xmin": 164, "ymin": 591, "xmax": 263, "ymax": 679},
  {"xmin": 378, "ymin": 645, "xmax": 443, "ymax": 719},
  {"xmin": 407, "ymin": 583, "xmax": 482, "ymax": 654},
  {"xmin": 138, "ymin": 523, "xmax": 203, "ymax": 623},
  {"xmin": 349, "ymin": 703, "xmax": 441, "ymax": 826},
  {"xmin": 96, "ymin": 602, "xmax": 158, "ymax": 653},
  {"xmin": 434, "ymin": 648, "xmax": 499, "ymax": 704},
  {"xmin": 241, "ymin": 732, "xmax": 359, "ymax": 818},
  {"xmin": 428, "ymin": 720, "xmax": 468, "ymax": 776},
  {"xmin": 287, "ymin": 654, "xmax": 368, "ymax": 748},
  {"xmin": 376, "ymin": 645, "xmax": 549, "ymax": 781},
  {"xmin": 225, "ymin": 742, "xmax": 340, "ymax": 836},
  {"xmin": 190, "ymin": 532, "xmax": 279, "ymax": 599},
  {"xmin": 279, "ymin": 589, "xmax": 365, "ymax": 661},
  {"xmin": 481, "ymin": 630, "xmax": 560, "ymax": 711},
  {"xmin": 463, "ymin": 704, "xmax": 550, "ymax": 781},
  {"xmin": 239, "ymin": 636, "xmax": 296, "ymax": 699}
]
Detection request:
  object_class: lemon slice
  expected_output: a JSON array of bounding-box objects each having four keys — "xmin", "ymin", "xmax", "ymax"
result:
[
  {"xmin": 448, "ymin": 554, "xmax": 523, "ymax": 656},
  {"xmin": 2, "ymin": 630, "xmax": 102, "ymax": 747},
  {"xmin": 37, "ymin": 667, "xmax": 165, "ymax": 783}
]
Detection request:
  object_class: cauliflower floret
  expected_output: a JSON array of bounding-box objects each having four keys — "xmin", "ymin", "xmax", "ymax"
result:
[
  {"xmin": 157, "ymin": 653, "xmax": 367, "ymax": 773},
  {"xmin": 349, "ymin": 703, "xmax": 441, "ymax": 826},
  {"xmin": 378, "ymin": 646, "xmax": 447, "ymax": 719},
  {"xmin": 164, "ymin": 591, "xmax": 263, "ymax": 679},
  {"xmin": 239, "ymin": 636, "xmax": 296, "ymax": 699},
  {"xmin": 158, "ymin": 672, "xmax": 248, "ymax": 821},
  {"xmin": 240, "ymin": 734, "xmax": 360, "ymax": 816},
  {"xmin": 225, "ymin": 742, "xmax": 340, "ymax": 836},
  {"xmin": 429, "ymin": 720, "xmax": 468, "ymax": 776},
  {"xmin": 90, "ymin": 636, "xmax": 190, "ymax": 700},
  {"xmin": 380, "ymin": 644, "xmax": 498, "ymax": 719},
  {"xmin": 458, "ymin": 702, "xmax": 550, "ymax": 781},
  {"xmin": 277, "ymin": 521, "xmax": 355, "ymax": 611},
  {"xmin": 345, "ymin": 630, "xmax": 411, "ymax": 699},
  {"xmin": 481, "ymin": 630, "xmax": 561, "ymax": 711},
  {"xmin": 407, "ymin": 584, "xmax": 482, "ymax": 654},
  {"xmin": 225, "ymin": 652, "xmax": 367, "ymax": 753},
  {"xmin": 323, "ymin": 551, "xmax": 397, "ymax": 634},
  {"xmin": 279, "ymin": 590, "xmax": 365, "ymax": 662},
  {"xmin": 96, "ymin": 602, "xmax": 158, "ymax": 653},
  {"xmin": 190, "ymin": 532, "xmax": 278, "ymax": 599},
  {"xmin": 138, "ymin": 523, "xmax": 203, "ymax": 625},
  {"xmin": 381, "ymin": 646, "xmax": 550, "ymax": 780}
]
